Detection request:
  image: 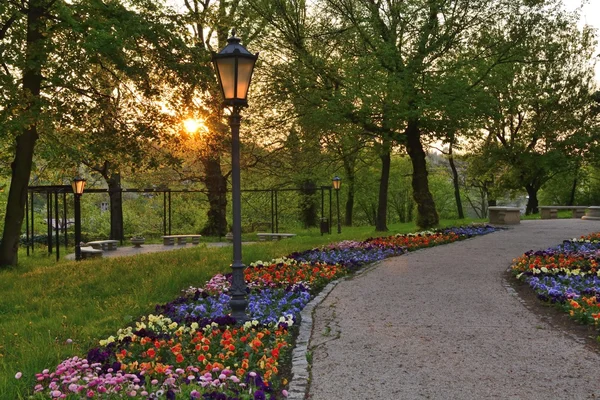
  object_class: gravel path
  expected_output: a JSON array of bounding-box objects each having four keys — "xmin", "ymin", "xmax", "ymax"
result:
[{"xmin": 305, "ymin": 219, "xmax": 600, "ymax": 399}]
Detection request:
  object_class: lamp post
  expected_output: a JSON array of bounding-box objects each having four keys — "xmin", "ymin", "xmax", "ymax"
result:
[
  {"xmin": 212, "ymin": 29, "xmax": 258, "ymax": 323},
  {"xmin": 72, "ymin": 177, "xmax": 86, "ymax": 261},
  {"xmin": 332, "ymin": 176, "xmax": 341, "ymax": 234}
]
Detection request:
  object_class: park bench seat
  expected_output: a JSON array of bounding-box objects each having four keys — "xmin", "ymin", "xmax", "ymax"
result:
[
  {"xmin": 80, "ymin": 246, "xmax": 102, "ymax": 259},
  {"xmin": 162, "ymin": 235, "xmax": 202, "ymax": 245},
  {"xmin": 582, "ymin": 206, "xmax": 600, "ymax": 221},
  {"xmin": 488, "ymin": 207, "xmax": 521, "ymax": 225},
  {"xmin": 539, "ymin": 206, "xmax": 588, "ymax": 219},
  {"xmin": 85, "ymin": 240, "xmax": 118, "ymax": 251},
  {"xmin": 256, "ymin": 232, "xmax": 297, "ymax": 241}
]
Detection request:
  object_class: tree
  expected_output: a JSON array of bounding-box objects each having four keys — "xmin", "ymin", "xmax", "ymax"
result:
[
  {"xmin": 0, "ymin": 0, "xmax": 197, "ymax": 265},
  {"xmin": 473, "ymin": 13, "xmax": 598, "ymax": 214}
]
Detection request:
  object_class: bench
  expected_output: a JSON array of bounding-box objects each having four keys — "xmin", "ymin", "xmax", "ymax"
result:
[
  {"xmin": 539, "ymin": 206, "xmax": 588, "ymax": 219},
  {"xmin": 583, "ymin": 206, "xmax": 600, "ymax": 220},
  {"xmin": 488, "ymin": 207, "xmax": 521, "ymax": 225},
  {"xmin": 85, "ymin": 240, "xmax": 119, "ymax": 251},
  {"xmin": 256, "ymin": 232, "xmax": 297, "ymax": 241},
  {"xmin": 80, "ymin": 246, "xmax": 102, "ymax": 259},
  {"xmin": 162, "ymin": 235, "xmax": 202, "ymax": 245}
]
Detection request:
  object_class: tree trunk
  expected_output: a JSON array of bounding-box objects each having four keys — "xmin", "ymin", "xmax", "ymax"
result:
[
  {"xmin": 343, "ymin": 163, "xmax": 355, "ymax": 227},
  {"xmin": 405, "ymin": 119, "xmax": 439, "ymax": 229},
  {"xmin": 107, "ymin": 173, "xmax": 123, "ymax": 240},
  {"xmin": 201, "ymin": 156, "xmax": 228, "ymax": 236},
  {"xmin": 0, "ymin": 4, "xmax": 46, "ymax": 267},
  {"xmin": 568, "ymin": 173, "xmax": 578, "ymax": 206},
  {"xmin": 448, "ymin": 141, "xmax": 464, "ymax": 219},
  {"xmin": 525, "ymin": 184, "xmax": 539, "ymax": 215},
  {"xmin": 376, "ymin": 147, "xmax": 391, "ymax": 231}
]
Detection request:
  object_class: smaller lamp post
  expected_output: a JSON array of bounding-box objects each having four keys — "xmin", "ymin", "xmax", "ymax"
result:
[
  {"xmin": 332, "ymin": 176, "xmax": 341, "ymax": 234},
  {"xmin": 72, "ymin": 177, "xmax": 86, "ymax": 261}
]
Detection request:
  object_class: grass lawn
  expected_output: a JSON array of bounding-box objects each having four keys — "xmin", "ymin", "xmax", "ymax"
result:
[{"xmin": 0, "ymin": 219, "xmax": 475, "ymax": 398}]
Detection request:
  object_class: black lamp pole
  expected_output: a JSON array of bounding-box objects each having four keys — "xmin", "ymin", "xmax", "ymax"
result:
[
  {"xmin": 229, "ymin": 105, "xmax": 246, "ymax": 322},
  {"xmin": 212, "ymin": 30, "xmax": 258, "ymax": 323},
  {"xmin": 333, "ymin": 176, "xmax": 341, "ymax": 234},
  {"xmin": 72, "ymin": 177, "xmax": 86, "ymax": 261}
]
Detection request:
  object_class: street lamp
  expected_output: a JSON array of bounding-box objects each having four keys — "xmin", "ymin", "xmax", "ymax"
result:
[
  {"xmin": 72, "ymin": 177, "xmax": 86, "ymax": 261},
  {"xmin": 332, "ymin": 176, "xmax": 341, "ymax": 234},
  {"xmin": 212, "ymin": 29, "xmax": 258, "ymax": 323}
]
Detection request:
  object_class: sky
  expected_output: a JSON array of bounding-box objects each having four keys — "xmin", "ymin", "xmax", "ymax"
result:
[{"xmin": 562, "ymin": 0, "xmax": 600, "ymax": 82}]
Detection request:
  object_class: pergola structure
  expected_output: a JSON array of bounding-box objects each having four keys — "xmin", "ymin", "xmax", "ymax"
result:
[{"xmin": 25, "ymin": 185, "xmax": 333, "ymax": 260}]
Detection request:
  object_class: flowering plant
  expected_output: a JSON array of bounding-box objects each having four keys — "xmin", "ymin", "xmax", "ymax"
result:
[
  {"xmin": 512, "ymin": 232, "xmax": 600, "ymax": 329},
  {"xmin": 28, "ymin": 225, "xmax": 499, "ymax": 399}
]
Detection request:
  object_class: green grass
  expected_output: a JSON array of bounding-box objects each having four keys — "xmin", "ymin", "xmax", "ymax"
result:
[{"xmin": 0, "ymin": 219, "xmax": 478, "ymax": 398}]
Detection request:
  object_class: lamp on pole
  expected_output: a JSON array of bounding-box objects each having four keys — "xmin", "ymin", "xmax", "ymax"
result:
[
  {"xmin": 212, "ymin": 29, "xmax": 258, "ymax": 323},
  {"xmin": 332, "ymin": 176, "xmax": 341, "ymax": 234},
  {"xmin": 72, "ymin": 177, "xmax": 86, "ymax": 261}
]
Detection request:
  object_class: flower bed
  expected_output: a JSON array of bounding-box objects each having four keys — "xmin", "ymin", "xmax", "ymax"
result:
[
  {"xmin": 29, "ymin": 225, "xmax": 497, "ymax": 399},
  {"xmin": 511, "ymin": 233, "xmax": 600, "ymax": 327}
]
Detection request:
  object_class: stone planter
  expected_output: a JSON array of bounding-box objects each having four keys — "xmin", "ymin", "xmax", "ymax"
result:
[{"xmin": 130, "ymin": 237, "xmax": 145, "ymax": 248}]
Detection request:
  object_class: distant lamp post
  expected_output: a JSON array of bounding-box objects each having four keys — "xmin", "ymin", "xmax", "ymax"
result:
[
  {"xmin": 212, "ymin": 29, "xmax": 258, "ymax": 323},
  {"xmin": 72, "ymin": 177, "xmax": 86, "ymax": 261},
  {"xmin": 333, "ymin": 176, "xmax": 341, "ymax": 234}
]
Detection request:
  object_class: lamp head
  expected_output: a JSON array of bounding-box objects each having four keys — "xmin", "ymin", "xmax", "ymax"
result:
[{"xmin": 211, "ymin": 29, "xmax": 259, "ymax": 107}]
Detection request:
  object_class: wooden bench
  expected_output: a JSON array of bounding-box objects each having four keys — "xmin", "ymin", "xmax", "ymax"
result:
[
  {"xmin": 162, "ymin": 235, "xmax": 202, "ymax": 245},
  {"xmin": 256, "ymin": 232, "xmax": 297, "ymax": 241},
  {"xmin": 539, "ymin": 206, "xmax": 588, "ymax": 219},
  {"xmin": 80, "ymin": 246, "xmax": 102, "ymax": 259},
  {"xmin": 85, "ymin": 240, "xmax": 119, "ymax": 251},
  {"xmin": 488, "ymin": 207, "xmax": 521, "ymax": 225}
]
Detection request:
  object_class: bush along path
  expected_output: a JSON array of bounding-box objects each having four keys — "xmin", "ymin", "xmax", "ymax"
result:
[
  {"xmin": 27, "ymin": 226, "xmax": 498, "ymax": 399},
  {"xmin": 511, "ymin": 232, "xmax": 600, "ymax": 332}
]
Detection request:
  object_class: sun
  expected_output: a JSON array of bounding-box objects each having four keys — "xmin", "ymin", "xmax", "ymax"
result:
[{"xmin": 183, "ymin": 118, "xmax": 206, "ymax": 134}]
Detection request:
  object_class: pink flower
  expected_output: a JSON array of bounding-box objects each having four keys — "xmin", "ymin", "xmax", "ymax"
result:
[
  {"xmin": 14, "ymin": 372, "xmax": 22, "ymax": 379},
  {"xmin": 282, "ymin": 389, "xmax": 289, "ymax": 397}
]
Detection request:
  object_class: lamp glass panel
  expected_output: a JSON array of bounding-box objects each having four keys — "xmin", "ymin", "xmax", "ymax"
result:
[
  {"xmin": 236, "ymin": 58, "xmax": 255, "ymax": 100},
  {"xmin": 72, "ymin": 179, "xmax": 86, "ymax": 195},
  {"xmin": 216, "ymin": 58, "xmax": 236, "ymax": 99},
  {"xmin": 332, "ymin": 178, "xmax": 341, "ymax": 190}
]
